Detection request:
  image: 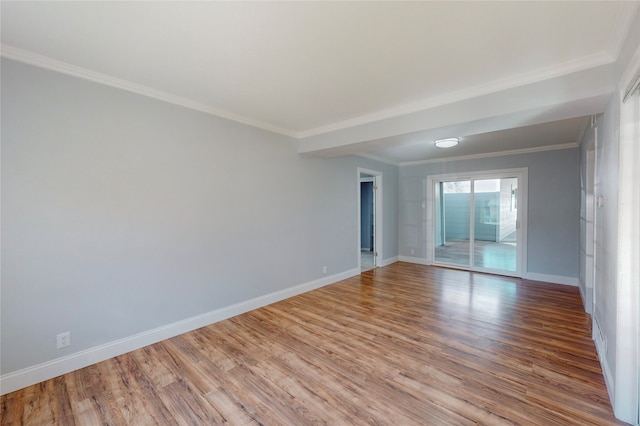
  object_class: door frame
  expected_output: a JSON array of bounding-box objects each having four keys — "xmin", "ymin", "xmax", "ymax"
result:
[
  {"xmin": 610, "ymin": 49, "xmax": 640, "ymax": 424},
  {"xmin": 426, "ymin": 167, "xmax": 528, "ymax": 277},
  {"xmin": 360, "ymin": 177, "xmax": 376, "ymax": 251},
  {"xmin": 357, "ymin": 168, "xmax": 383, "ymax": 271},
  {"xmin": 582, "ymin": 135, "xmax": 596, "ymax": 315}
]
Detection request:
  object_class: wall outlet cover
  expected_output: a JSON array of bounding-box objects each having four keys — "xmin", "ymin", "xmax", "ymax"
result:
[{"xmin": 56, "ymin": 332, "xmax": 71, "ymax": 349}]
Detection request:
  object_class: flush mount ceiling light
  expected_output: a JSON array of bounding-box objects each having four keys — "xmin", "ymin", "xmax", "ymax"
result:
[{"xmin": 434, "ymin": 138, "xmax": 459, "ymax": 148}]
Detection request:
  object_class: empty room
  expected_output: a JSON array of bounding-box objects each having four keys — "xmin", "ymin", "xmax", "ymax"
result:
[{"xmin": 1, "ymin": 2, "xmax": 639, "ymax": 425}]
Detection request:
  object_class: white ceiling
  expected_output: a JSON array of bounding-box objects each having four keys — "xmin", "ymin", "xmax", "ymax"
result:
[
  {"xmin": 361, "ymin": 117, "xmax": 589, "ymax": 165},
  {"xmin": 2, "ymin": 1, "xmax": 638, "ymax": 164}
]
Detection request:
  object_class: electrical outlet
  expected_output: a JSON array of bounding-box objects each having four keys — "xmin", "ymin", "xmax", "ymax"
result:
[
  {"xmin": 410, "ymin": 248, "xmax": 415, "ymax": 255},
  {"xmin": 322, "ymin": 266, "xmax": 328, "ymax": 274},
  {"xmin": 56, "ymin": 331, "xmax": 71, "ymax": 349}
]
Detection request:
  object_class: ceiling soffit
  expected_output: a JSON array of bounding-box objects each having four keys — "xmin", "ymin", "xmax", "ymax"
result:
[{"xmin": 1, "ymin": 1, "xmax": 638, "ymax": 160}]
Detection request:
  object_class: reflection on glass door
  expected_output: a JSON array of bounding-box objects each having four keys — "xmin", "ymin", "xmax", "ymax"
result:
[
  {"xmin": 433, "ymin": 175, "xmax": 519, "ymax": 275},
  {"xmin": 434, "ymin": 180, "xmax": 471, "ymax": 267},
  {"xmin": 472, "ymin": 178, "xmax": 518, "ymax": 272}
]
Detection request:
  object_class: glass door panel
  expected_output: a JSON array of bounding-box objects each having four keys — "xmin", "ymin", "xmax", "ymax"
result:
[
  {"xmin": 472, "ymin": 177, "xmax": 518, "ymax": 272},
  {"xmin": 434, "ymin": 180, "xmax": 471, "ymax": 267}
]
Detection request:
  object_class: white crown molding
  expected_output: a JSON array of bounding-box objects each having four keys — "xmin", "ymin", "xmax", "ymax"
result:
[
  {"xmin": 297, "ymin": 52, "xmax": 615, "ymax": 139},
  {"xmin": 620, "ymin": 43, "xmax": 640, "ymax": 102},
  {"xmin": 574, "ymin": 116, "xmax": 591, "ymax": 148},
  {"xmin": 1, "ymin": 42, "xmax": 621, "ymax": 143},
  {"xmin": 399, "ymin": 142, "xmax": 579, "ymax": 167},
  {"xmin": 356, "ymin": 153, "xmax": 400, "ymax": 166},
  {"xmin": 0, "ymin": 44, "xmax": 296, "ymax": 138}
]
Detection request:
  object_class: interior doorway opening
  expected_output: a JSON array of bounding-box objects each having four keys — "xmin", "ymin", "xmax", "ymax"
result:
[
  {"xmin": 357, "ymin": 168, "xmax": 383, "ymax": 273},
  {"xmin": 360, "ymin": 177, "xmax": 375, "ymax": 271}
]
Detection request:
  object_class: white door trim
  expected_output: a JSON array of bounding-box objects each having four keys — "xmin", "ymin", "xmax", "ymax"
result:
[
  {"xmin": 611, "ymin": 48, "xmax": 640, "ymax": 424},
  {"xmin": 426, "ymin": 167, "xmax": 528, "ymax": 278}
]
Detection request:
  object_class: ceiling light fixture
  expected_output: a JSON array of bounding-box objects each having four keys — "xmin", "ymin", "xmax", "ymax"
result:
[{"xmin": 434, "ymin": 137, "xmax": 459, "ymax": 148}]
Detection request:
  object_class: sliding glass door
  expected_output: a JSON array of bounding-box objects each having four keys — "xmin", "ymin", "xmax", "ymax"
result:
[
  {"xmin": 434, "ymin": 180, "xmax": 471, "ymax": 267},
  {"xmin": 472, "ymin": 177, "xmax": 518, "ymax": 272},
  {"xmin": 429, "ymin": 170, "xmax": 525, "ymax": 277}
]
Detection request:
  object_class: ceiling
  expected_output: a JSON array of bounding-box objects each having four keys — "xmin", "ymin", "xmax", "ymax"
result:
[
  {"xmin": 360, "ymin": 117, "xmax": 589, "ymax": 165},
  {"xmin": 2, "ymin": 1, "xmax": 638, "ymax": 164}
]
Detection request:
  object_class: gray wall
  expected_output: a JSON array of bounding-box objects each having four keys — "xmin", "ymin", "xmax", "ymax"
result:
[
  {"xmin": 1, "ymin": 58, "xmax": 398, "ymax": 375},
  {"xmin": 400, "ymin": 149, "xmax": 581, "ymax": 278}
]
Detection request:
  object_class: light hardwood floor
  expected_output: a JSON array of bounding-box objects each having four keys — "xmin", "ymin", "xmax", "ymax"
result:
[{"xmin": 1, "ymin": 263, "xmax": 625, "ymax": 425}]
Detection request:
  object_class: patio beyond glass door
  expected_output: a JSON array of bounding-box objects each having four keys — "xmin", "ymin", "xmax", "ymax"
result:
[
  {"xmin": 434, "ymin": 180, "xmax": 471, "ymax": 267},
  {"xmin": 473, "ymin": 178, "xmax": 518, "ymax": 272},
  {"xmin": 432, "ymin": 174, "xmax": 521, "ymax": 276}
]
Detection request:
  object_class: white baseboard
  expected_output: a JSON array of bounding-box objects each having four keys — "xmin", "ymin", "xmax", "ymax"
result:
[
  {"xmin": 398, "ymin": 255, "xmax": 429, "ymax": 265},
  {"xmin": 380, "ymin": 256, "xmax": 399, "ymax": 266},
  {"xmin": 579, "ymin": 284, "xmax": 594, "ymax": 315},
  {"xmin": 595, "ymin": 332, "xmax": 615, "ymax": 411},
  {"xmin": 398, "ymin": 259, "xmax": 579, "ymax": 288},
  {"xmin": 600, "ymin": 359, "xmax": 616, "ymax": 419},
  {"xmin": 0, "ymin": 268, "xmax": 359, "ymax": 396},
  {"xmin": 522, "ymin": 272, "xmax": 579, "ymax": 286}
]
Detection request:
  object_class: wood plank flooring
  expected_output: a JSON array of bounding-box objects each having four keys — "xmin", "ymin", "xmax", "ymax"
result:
[{"xmin": 1, "ymin": 263, "xmax": 626, "ymax": 425}]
